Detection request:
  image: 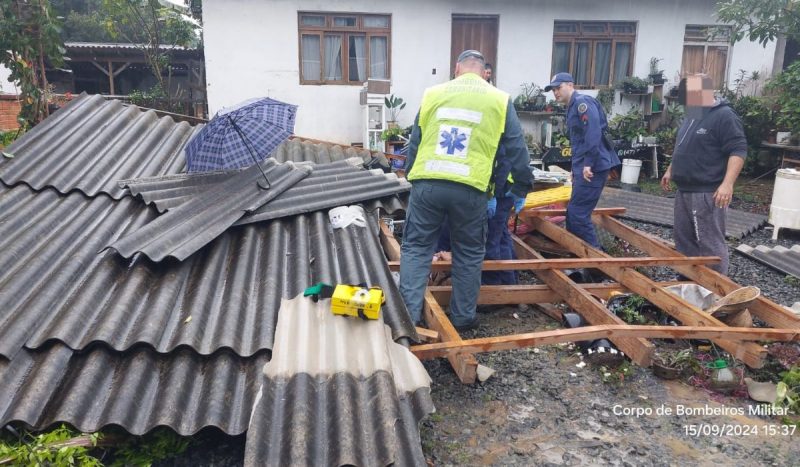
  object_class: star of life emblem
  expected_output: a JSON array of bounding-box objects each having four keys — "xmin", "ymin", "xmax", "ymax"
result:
[{"xmin": 435, "ymin": 125, "xmax": 471, "ymax": 158}]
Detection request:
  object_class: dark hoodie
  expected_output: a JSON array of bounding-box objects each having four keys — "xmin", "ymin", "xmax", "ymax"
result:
[{"xmin": 671, "ymin": 99, "xmax": 748, "ymax": 192}]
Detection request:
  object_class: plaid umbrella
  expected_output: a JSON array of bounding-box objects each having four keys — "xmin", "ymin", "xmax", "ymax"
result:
[{"xmin": 185, "ymin": 97, "xmax": 298, "ymax": 179}]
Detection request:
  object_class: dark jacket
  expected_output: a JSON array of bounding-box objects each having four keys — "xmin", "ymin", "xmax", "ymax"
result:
[
  {"xmin": 671, "ymin": 100, "xmax": 748, "ymax": 192},
  {"xmin": 566, "ymin": 93, "xmax": 620, "ymax": 176},
  {"xmin": 406, "ymin": 99, "xmax": 533, "ymax": 198}
]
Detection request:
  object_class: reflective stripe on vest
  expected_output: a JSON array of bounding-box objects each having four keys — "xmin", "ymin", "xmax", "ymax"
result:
[{"xmin": 408, "ymin": 73, "xmax": 508, "ymax": 192}]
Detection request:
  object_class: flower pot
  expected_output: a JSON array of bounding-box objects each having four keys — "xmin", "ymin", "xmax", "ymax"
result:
[
  {"xmin": 777, "ymin": 131, "xmax": 791, "ymax": 145},
  {"xmin": 652, "ymin": 361, "xmax": 682, "ymax": 380},
  {"xmin": 387, "ymin": 121, "xmax": 399, "ymax": 130}
]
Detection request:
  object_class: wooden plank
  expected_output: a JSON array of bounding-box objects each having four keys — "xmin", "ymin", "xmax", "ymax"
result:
[
  {"xmin": 594, "ymin": 214, "xmax": 800, "ymax": 330},
  {"xmin": 536, "ymin": 303, "xmax": 564, "ymax": 321},
  {"xmin": 379, "ymin": 217, "xmax": 478, "ymax": 383},
  {"xmin": 428, "ymin": 281, "xmax": 688, "ymax": 305},
  {"xmin": 386, "ymin": 256, "xmax": 719, "ymax": 271},
  {"xmin": 411, "ymin": 324, "xmax": 800, "ymax": 360},
  {"xmin": 415, "ymin": 327, "xmax": 440, "ymax": 342},
  {"xmin": 530, "ymin": 217, "xmax": 767, "ymax": 368},
  {"xmin": 423, "ymin": 289, "xmax": 478, "ymax": 383},
  {"xmin": 512, "ymin": 235, "xmax": 655, "ymax": 367},
  {"xmin": 521, "ymin": 207, "xmax": 626, "ymax": 217}
]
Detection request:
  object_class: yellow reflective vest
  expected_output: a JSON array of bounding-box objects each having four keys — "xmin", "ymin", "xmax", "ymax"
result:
[{"xmin": 407, "ymin": 73, "xmax": 508, "ymax": 192}]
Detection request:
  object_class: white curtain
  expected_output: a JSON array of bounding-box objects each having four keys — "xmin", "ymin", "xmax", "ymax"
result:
[
  {"xmin": 301, "ymin": 35, "xmax": 321, "ymax": 81},
  {"xmin": 349, "ymin": 36, "xmax": 366, "ymax": 82},
  {"xmin": 324, "ymin": 35, "xmax": 343, "ymax": 81},
  {"xmin": 613, "ymin": 43, "xmax": 632, "ymax": 84},
  {"xmin": 370, "ymin": 36, "xmax": 388, "ymax": 79},
  {"xmin": 553, "ymin": 42, "xmax": 571, "ymax": 74},
  {"xmin": 593, "ymin": 42, "xmax": 612, "ymax": 86},
  {"xmin": 574, "ymin": 43, "xmax": 589, "ymax": 86}
]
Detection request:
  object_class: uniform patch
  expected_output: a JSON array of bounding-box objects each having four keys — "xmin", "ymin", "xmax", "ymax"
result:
[
  {"xmin": 577, "ymin": 102, "xmax": 588, "ymax": 114},
  {"xmin": 436, "ymin": 125, "xmax": 471, "ymax": 158}
]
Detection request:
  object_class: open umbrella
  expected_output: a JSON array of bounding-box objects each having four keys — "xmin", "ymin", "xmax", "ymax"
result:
[{"xmin": 185, "ymin": 97, "xmax": 298, "ymax": 188}]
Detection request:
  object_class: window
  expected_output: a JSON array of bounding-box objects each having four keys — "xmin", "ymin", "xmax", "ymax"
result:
[
  {"xmin": 298, "ymin": 12, "xmax": 390, "ymax": 85},
  {"xmin": 681, "ymin": 25, "xmax": 732, "ymax": 89},
  {"xmin": 551, "ymin": 21, "xmax": 636, "ymax": 88}
]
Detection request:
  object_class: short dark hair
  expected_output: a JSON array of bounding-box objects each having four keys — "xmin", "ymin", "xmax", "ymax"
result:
[
  {"xmin": 457, "ymin": 49, "xmax": 485, "ymax": 64},
  {"xmin": 484, "ymin": 63, "xmax": 493, "ymax": 70}
]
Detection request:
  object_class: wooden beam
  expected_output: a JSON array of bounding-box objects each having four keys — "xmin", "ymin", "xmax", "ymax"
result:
[
  {"xmin": 378, "ymin": 218, "xmax": 478, "ymax": 383},
  {"xmin": 594, "ymin": 214, "xmax": 800, "ymax": 331},
  {"xmin": 107, "ymin": 61, "xmax": 114, "ymax": 95},
  {"xmin": 512, "ymin": 235, "xmax": 655, "ymax": 367},
  {"xmin": 536, "ymin": 303, "xmax": 564, "ymax": 321},
  {"xmin": 521, "ymin": 207, "xmax": 626, "ymax": 217},
  {"xmin": 411, "ymin": 324, "xmax": 800, "ymax": 360},
  {"xmin": 415, "ymin": 327, "xmax": 440, "ymax": 342},
  {"xmin": 112, "ymin": 62, "xmax": 131, "ymax": 77},
  {"xmin": 530, "ymin": 217, "xmax": 768, "ymax": 368},
  {"xmin": 386, "ymin": 256, "xmax": 720, "ymax": 272},
  {"xmin": 90, "ymin": 60, "xmax": 111, "ymax": 76},
  {"xmin": 428, "ymin": 281, "xmax": 688, "ymax": 305},
  {"xmin": 423, "ymin": 289, "xmax": 478, "ymax": 383}
]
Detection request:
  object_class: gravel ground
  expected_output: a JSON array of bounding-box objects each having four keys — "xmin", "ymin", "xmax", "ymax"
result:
[{"xmin": 420, "ymin": 204, "xmax": 800, "ymax": 466}]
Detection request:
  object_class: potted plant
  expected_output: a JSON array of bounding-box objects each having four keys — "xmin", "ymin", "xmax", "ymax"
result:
[
  {"xmin": 384, "ymin": 94, "xmax": 406, "ymax": 129},
  {"xmin": 648, "ymin": 57, "xmax": 665, "ymax": 85},
  {"xmin": 514, "ymin": 82, "xmax": 545, "ymax": 111},
  {"xmin": 380, "ymin": 126, "xmax": 404, "ymax": 142},
  {"xmin": 616, "ymin": 76, "xmax": 649, "ymax": 94},
  {"xmin": 652, "ymin": 348, "xmax": 698, "ymax": 380}
]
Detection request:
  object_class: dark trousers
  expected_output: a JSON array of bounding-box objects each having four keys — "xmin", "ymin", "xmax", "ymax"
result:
[
  {"xmin": 673, "ymin": 191, "xmax": 728, "ymax": 274},
  {"xmin": 566, "ymin": 170, "xmax": 609, "ymax": 248},
  {"xmin": 400, "ymin": 181, "xmax": 488, "ymax": 326},
  {"xmin": 436, "ymin": 196, "xmax": 517, "ymax": 285}
]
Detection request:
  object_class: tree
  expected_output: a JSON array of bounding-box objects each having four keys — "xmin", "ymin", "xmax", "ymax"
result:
[
  {"xmin": 0, "ymin": 0, "xmax": 65, "ymax": 126},
  {"xmin": 100, "ymin": 0, "xmax": 198, "ymax": 109},
  {"xmin": 717, "ymin": 0, "xmax": 800, "ymax": 45}
]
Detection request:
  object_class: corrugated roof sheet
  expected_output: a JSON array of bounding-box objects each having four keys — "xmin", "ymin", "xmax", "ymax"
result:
[
  {"xmin": 735, "ymin": 244, "xmax": 800, "ymax": 279},
  {"xmin": 65, "ymin": 41, "xmax": 197, "ymax": 51},
  {"xmin": 598, "ymin": 187, "xmax": 767, "ymax": 239},
  {"xmin": 106, "ymin": 160, "xmax": 312, "ymax": 261},
  {"xmin": 0, "ymin": 184, "xmax": 416, "ymax": 360},
  {"xmin": 0, "ymin": 94, "xmax": 383, "ymax": 199},
  {"xmin": 109, "ymin": 158, "xmax": 409, "ymax": 261},
  {"xmin": 0, "ymin": 344, "xmax": 268, "ymax": 436},
  {"xmin": 244, "ymin": 295, "xmax": 433, "ymax": 466}
]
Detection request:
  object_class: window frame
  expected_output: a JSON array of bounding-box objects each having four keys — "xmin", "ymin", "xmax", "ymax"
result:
[
  {"xmin": 552, "ymin": 20, "xmax": 637, "ymax": 89},
  {"xmin": 298, "ymin": 12, "xmax": 391, "ymax": 85},
  {"xmin": 681, "ymin": 25, "xmax": 732, "ymax": 89}
]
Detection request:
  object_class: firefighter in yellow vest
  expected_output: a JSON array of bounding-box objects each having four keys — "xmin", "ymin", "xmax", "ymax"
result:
[{"xmin": 400, "ymin": 49, "xmax": 533, "ymax": 332}]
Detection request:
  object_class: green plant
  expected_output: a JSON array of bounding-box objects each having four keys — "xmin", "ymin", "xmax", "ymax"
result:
[
  {"xmin": 380, "ymin": 126, "xmax": 404, "ymax": 141},
  {"xmin": 596, "ymin": 88, "xmax": 614, "ymax": 114},
  {"xmin": 655, "ymin": 348, "xmax": 698, "ymax": 370},
  {"xmin": 615, "ymin": 76, "xmax": 649, "ymax": 94},
  {"xmin": 553, "ymin": 131, "xmax": 570, "ymax": 148},
  {"xmin": 784, "ymin": 275, "xmax": 800, "ymax": 287},
  {"xmin": 0, "ymin": 424, "xmax": 103, "ymax": 466},
  {"xmin": 775, "ymin": 366, "xmax": 800, "ymax": 425},
  {"xmin": 600, "ymin": 360, "xmax": 633, "ymax": 385},
  {"xmin": 384, "ymin": 94, "xmax": 406, "ymax": 122},
  {"xmin": 607, "ymin": 106, "xmax": 647, "ymax": 141},
  {"xmin": 766, "ymin": 61, "xmax": 800, "ymax": 136},
  {"xmin": 648, "ymin": 57, "xmax": 663, "ymax": 76},
  {"xmin": 108, "ymin": 427, "xmax": 190, "ymax": 467}
]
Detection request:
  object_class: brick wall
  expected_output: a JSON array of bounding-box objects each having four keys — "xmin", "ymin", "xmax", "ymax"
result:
[{"xmin": 0, "ymin": 95, "xmax": 22, "ymax": 131}]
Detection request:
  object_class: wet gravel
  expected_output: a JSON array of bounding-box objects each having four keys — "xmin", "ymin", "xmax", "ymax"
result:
[{"xmin": 420, "ymin": 215, "xmax": 800, "ymax": 466}]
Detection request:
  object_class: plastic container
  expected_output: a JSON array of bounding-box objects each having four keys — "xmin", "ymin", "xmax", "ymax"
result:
[
  {"xmin": 769, "ymin": 168, "xmax": 800, "ymax": 239},
  {"xmin": 709, "ymin": 359, "xmax": 738, "ymax": 394},
  {"xmin": 620, "ymin": 159, "xmax": 642, "ymax": 184}
]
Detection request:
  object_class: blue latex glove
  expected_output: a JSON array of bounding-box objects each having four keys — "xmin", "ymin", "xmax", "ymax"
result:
[
  {"xmin": 487, "ymin": 197, "xmax": 497, "ymax": 218},
  {"xmin": 506, "ymin": 190, "xmax": 526, "ymax": 213}
]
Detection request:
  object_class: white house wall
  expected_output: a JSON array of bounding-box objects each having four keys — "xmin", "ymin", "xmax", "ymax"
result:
[{"xmin": 204, "ymin": 0, "xmax": 776, "ymax": 144}]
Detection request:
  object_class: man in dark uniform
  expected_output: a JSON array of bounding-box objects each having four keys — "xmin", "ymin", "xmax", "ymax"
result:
[{"xmin": 545, "ymin": 72, "xmax": 620, "ymax": 248}]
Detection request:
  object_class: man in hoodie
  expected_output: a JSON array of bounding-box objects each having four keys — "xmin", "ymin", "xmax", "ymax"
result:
[{"xmin": 660, "ymin": 75, "xmax": 747, "ymax": 275}]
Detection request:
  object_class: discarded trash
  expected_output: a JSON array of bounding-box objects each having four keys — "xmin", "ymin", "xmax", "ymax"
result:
[
  {"xmin": 477, "ymin": 364, "xmax": 496, "ymax": 382},
  {"xmin": 744, "ymin": 377, "xmax": 778, "ymax": 403},
  {"xmin": 576, "ymin": 361, "xmax": 587, "ymax": 369},
  {"xmin": 183, "ymin": 316, "xmax": 192, "ymax": 324}
]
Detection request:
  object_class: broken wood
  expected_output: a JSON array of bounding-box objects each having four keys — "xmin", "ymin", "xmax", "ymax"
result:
[
  {"xmin": 428, "ymin": 281, "xmax": 688, "ymax": 305},
  {"xmin": 415, "ymin": 326, "xmax": 440, "ymax": 342},
  {"xmin": 411, "ymin": 324, "xmax": 800, "ymax": 360},
  {"xmin": 535, "ymin": 303, "xmax": 564, "ymax": 321},
  {"xmin": 512, "ymin": 235, "xmax": 655, "ymax": 367},
  {"xmin": 594, "ymin": 214, "xmax": 800, "ymax": 331},
  {"xmin": 530, "ymin": 217, "xmax": 767, "ymax": 368},
  {"xmin": 386, "ymin": 256, "xmax": 719, "ymax": 272}
]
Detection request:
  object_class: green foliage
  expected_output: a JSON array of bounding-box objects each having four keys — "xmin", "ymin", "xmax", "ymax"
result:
[
  {"xmin": 717, "ymin": 0, "xmax": 800, "ymax": 45},
  {"xmin": 380, "ymin": 126, "xmax": 404, "ymax": 141},
  {"xmin": 615, "ymin": 76, "xmax": 649, "ymax": 94},
  {"xmin": 513, "ymin": 82, "xmax": 545, "ymax": 110},
  {"xmin": 766, "ymin": 60, "xmax": 800, "ymax": 136},
  {"xmin": 648, "ymin": 57, "xmax": 663, "ymax": 76},
  {"xmin": 596, "ymin": 88, "xmax": 614, "ymax": 114},
  {"xmin": 0, "ymin": 0, "xmax": 66, "ymax": 126},
  {"xmin": 384, "ymin": 94, "xmax": 406, "ymax": 121},
  {"xmin": 607, "ymin": 106, "xmax": 647, "ymax": 141},
  {"xmin": 0, "ymin": 424, "xmax": 103, "ymax": 466},
  {"xmin": 784, "ymin": 275, "xmax": 800, "ymax": 287},
  {"xmin": 775, "ymin": 366, "xmax": 800, "ymax": 424},
  {"xmin": 600, "ymin": 360, "xmax": 633, "ymax": 385},
  {"xmin": 0, "ymin": 128, "xmax": 25, "ymax": 150},
  {"xmin": 108, "ymin": 427, "xmax": 191, "ymax": 467}
]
